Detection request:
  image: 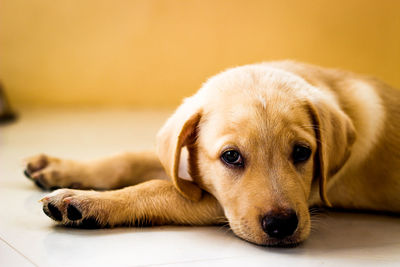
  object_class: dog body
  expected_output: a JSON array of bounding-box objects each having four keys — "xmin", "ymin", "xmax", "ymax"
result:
[{"xmin": 24, "ymin": 61, "xmax": 400, "ymax": 246}]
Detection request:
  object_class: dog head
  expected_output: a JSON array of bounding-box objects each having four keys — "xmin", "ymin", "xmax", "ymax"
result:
[{"xmin": 156, "ymin": 64, "xmax": 355, "ymax": 246}]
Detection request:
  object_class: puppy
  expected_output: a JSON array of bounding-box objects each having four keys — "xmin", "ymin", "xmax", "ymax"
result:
[{"xmin": 24, "ymin": 61, "xmax": 400, "ymax": 246}]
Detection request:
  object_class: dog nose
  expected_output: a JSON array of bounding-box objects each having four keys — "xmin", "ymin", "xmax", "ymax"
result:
[{"xmin": 261, "ymin": 210, "xmax": 298, "ymax": 239}]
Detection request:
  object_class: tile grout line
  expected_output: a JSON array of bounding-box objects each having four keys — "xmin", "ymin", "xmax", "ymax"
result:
[{"xmin": 0, "ymin": 234, "xmax": 40, "ymax": 267}]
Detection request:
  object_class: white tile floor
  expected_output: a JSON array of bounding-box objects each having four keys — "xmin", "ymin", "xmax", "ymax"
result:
[{"xmin": 1, "ymin": 108, "xmax": 400, "ymax": 267}]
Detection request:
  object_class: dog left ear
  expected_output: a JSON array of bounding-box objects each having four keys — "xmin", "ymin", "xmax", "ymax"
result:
[
  {"xmin": 307, "ymin": 98, "xmax": 356, "ymax": 207},
  {"xmin": 156, "ymin": 96, "xmax": 203, "ymax": 202}
]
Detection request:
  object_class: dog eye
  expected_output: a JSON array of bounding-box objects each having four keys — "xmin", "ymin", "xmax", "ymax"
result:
[
  {"xmin": 292, "ymin": 145, "xmax": 311, "ymax": 164},
  {"xmin": 221, "ymin": 150, "xmax": 244, "ymax": 167}
]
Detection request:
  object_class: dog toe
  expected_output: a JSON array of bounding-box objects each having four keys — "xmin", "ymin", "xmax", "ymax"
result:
[
  {"xmin": 31, "ymin": 173, "xmax": 50, "ymax": 190},
  {"xmin": 24, "ymin": 155, "xmax": 85, "ymax": 190},
  {"xmin": 45, "ymin": 203, "xmax": 63, "ymax": 221},
  {"xmin": 41, "ymin": 189, "xmax": 105, "ymax": 227},
  {"xmin": 24, "ymin": 155, "xmax": 54, "ymax": 189},
  {"xmin": 26, "ymin": 155, "xmax": 48, "ymax": 173},
  {"xmin": 67, "ymin": 204, "xmax": 82, "ymax": 221},
  {"xmin": 23, "ymin": 169, "xmax": 31, "ymax": 179}
]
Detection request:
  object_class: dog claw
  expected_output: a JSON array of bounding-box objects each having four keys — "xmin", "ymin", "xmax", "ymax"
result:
[{"xmin": 39, "ymin": 196, "xmax": 49, "ymax": 203}]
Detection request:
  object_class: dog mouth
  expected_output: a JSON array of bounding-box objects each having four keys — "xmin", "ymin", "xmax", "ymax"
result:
[
  {"xmin": 235, "ymin": 229, "xmax": 304, "ymax": 247},
  {"xmin": 260, "ymin": 233, "xmax": 303, "ymax": 247},
  {"xmin": 233, "ymin": 227, "xmax": 304, "ymax": 247},
  {"xmin": 228, "ymin": 217, "xmax": 307, "ymax": 247}
]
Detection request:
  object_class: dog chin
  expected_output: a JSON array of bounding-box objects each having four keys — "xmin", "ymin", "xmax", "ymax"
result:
[
  {"xmin": 262, "ymin": 236, "xmax": 304, "ymax": 247},
  {"xmin": 250, "ymin": 236, "xmax": 303, "ymax": 247},
  {"xmin": 234, "ymin": 229, "xmax": 306, "ymax": 247}
]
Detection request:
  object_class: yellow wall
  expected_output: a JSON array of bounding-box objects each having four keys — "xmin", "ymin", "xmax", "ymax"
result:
[{"xmin": 1, "ymin": 0, "xmax": 399, "ymax": 108}]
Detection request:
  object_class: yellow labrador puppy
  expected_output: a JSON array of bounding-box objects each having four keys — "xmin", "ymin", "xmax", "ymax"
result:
[{"xmin": 24, "ymin": 61, "xmax": 400, "ymax": 246}]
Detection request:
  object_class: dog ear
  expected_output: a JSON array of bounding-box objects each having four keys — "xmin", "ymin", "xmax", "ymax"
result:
[
  {"xmin": 156, "ymin": 97, "xmax": 203, "ymax": 201},
  {"xmin": 307, "ymin": 98, "xmax": 356, "ymax": 207}
]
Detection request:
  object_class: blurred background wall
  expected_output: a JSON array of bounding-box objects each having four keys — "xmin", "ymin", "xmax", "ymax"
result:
[{"xmin": 0, "ymin": 0, "xmax": 399, "ymax": 108}]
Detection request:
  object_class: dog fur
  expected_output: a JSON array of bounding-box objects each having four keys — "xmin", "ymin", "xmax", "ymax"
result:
[{"xmin": 24, "ymin": 61, "xmax": 400, "ymax": 246}]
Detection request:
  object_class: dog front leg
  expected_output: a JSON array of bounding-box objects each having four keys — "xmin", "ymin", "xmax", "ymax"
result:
[
  {"xmin": 40, "ymin": 179, "xmax": 225, "ymax": 227},
  {"xmin": 24, "ymin": 152, "xmax": 167, "ymax": 190}
]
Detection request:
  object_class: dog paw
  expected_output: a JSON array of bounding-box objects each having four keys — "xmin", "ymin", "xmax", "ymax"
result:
[
  {"xmin": 24, "ymin": 154, "xmax": 83, "ymax": 190},
  {"xmin": 41, "ymin": 189, "xmax": 107, "ymax": 228}
]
